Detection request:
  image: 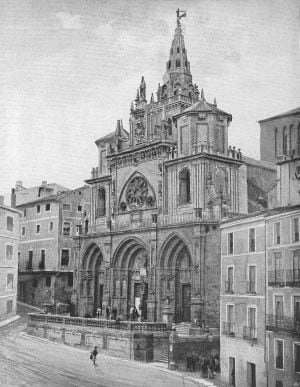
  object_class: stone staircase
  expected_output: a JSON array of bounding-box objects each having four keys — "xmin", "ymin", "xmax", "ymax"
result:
[
  {"xmin": 175, "ymin": 322, "xmax": 192, "ymax": 336},
  {"xmin": 156, "ymin": 350, "xmax": 169, "ymax": 364}
]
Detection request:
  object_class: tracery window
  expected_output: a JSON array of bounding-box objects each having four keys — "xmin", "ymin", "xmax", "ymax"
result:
[
  {"xmin": 126, "ymin": 177, "xmax": 149, "ymax": 206},
  {"xmin": 179, "ymin": 168, "xmax": 191, "ymax": 204}
]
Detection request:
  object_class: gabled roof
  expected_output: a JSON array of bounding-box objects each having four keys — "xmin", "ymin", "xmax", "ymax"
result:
[
  {"xmin": 258, "ymin": 107, "xmax": 300, "ymax": 124},
  {"xmin": 95, "ymin": 128, "xmax": 129, "ymax": 145}
]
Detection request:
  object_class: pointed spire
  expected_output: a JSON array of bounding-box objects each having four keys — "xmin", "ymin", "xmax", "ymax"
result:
[
  {"xmin": 140, "ymin": 76, "xmax": 146, "ymax": 101},
  {"xmin": 135, "ymin": 89, "xmax": 140, "ymax": 102},
  {"xmin": 115, "ymin": 120, "xmax": 122, "ymax": 137},
  {"xmin": 214, "ymin": 97, "xmax": 217, "ymax": 106},
  {"xmin": 201, "ymin": 88, "xmax": 205, "ymax": 101},
  {"xmin": 150, "ymin": 93, "xmax": 154, "ymax": 103}
]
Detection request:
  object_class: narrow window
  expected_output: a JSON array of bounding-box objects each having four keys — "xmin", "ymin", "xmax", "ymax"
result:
[
  {"xmin": 63, "ymin": 203, "xmax": 71, "ymax": 211},
  {"xmin": 274, "ymin": 252, "xmax": 283, "ymax": 285},
  {"xmin": 22, "ymin": 226, "xmax": 26, "ymax": 236},
  {"xmin": 248, "ymin": 266, "xmax": 256, "ymax": 293},
  {"xmin": 249, "ymin": 228, "xmax": 256, "ymax": 252},
  {"xmin": 77, "ymin": 205, "xmax": 82, "ymax": 212},
  {"xmin": 97, "ymin": 187, "xmax": 106, "ymax": 217},
  {"xmin": 36, "ymin": 224, "xmax": 40, "ymax": 234},
  {"xmin": 28, "ymin": 251, "xmax": 33, "ymax": 270},
  {"xmin": 36, "ymin": 205, "xmax": 40, "ymax": 214},
  {"xmin": 226, "ymin": 304, "xmax": 234, "ymax": 335},
  {"xmin": 275, "ymin": 295, "xmax": 284, "ymax": 324},
  {"xmin": 39, "ymin": 250, "xmax": 45, "ymax": 270},
  {"xmin": 6, "ymin": 216, "xmax": 13, "ymax": 231},
  {"xmin": 283, "ymin": 127, "xmax": 288, "ymax": 155},
  {"xmin": 61, "ymin": 249, "xmax": 70, "ymax": 266},
  {"xmin": 226, "ymin": 267, "xmax": 233, "ymax": 293},
  {"xmin": 274, "ymin": 222, "xmax": 281, "ymax": 244},
  {"xmin": 179, "ymin": 169, "xmax": 191, "ymax": 204},
  {"xmin": 7, "ymin": 274, "xmax": 14, "ymax": 291},
  {"xmin": 63, "ymin": 222, "xmax": 71, "ymax": 236},
  {"xmin": 45, "ymin": 203, "xmax": 51, "ymax": 212},
  {"xmin": 49, "ymin": 222, "xmax": 54, "ymax": 232},
  {"xmin": 45, "ymin": 277, "xmax": 51, "ymax": 287},
  {"xmin": 6, "ymin": 300, "xmax": 13, "ymax": 314},
  {"xmin": 176, "ymin": 59, "xmax": 180, "ymax": 68},
  {"xmin": 177, "ymin": 47, "xmax": 180, "ymax": 53},
  {"xmin": 24, "ymin": 209, "xmax": 26, "ymax": 217},
  {"xmin": 292, "ymin": 218, "xmax": 299, "ymax": 242},
  {"xmin": 294, "ymin": 296, "xmax": 300, "ymax": 328},
  {"xmin": 294, "ymin": 343, "xmax": 300, "ymax": 373},
  {"xmin": 228, "ymin": 232, "xmax": 234, "ymax": 255},
  {"xmin": 6, "ymin": 245, "xmax": 13, "ymax": 261},
  {"xmin": 68, "ymin": 273, "xmax": 73, "ymax": 287},
  {"xmin": 75, "ymin": 224, "xmax": 82, "ymax": 235},
  {"xmin": 275, "ymin": 128, "xmax": 278, "ymax": 157},
  {"xmin": 275, "ymin": 339, "xmax": 284, "ymax": 369},
  {"xmin": 293, "ymin": 250, "xmax": 300, "ymax": 284},
  {"xmin": 248, "ymin": 307, "xmax": 257, "ymax": 339}
]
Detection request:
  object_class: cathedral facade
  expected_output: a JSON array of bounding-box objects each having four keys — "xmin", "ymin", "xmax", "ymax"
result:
[{"xmin": 73, "ymin": 17, "xmax": 247, "ymax": 327}]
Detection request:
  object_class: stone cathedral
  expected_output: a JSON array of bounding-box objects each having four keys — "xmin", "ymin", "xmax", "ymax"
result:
[{"xmin": 73, "ymin": 14, "xmax": 247, "ymax": 327}]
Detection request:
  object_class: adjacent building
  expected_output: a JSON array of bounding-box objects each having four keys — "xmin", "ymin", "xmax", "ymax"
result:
[
  {"xmin": 15, "ymin": 181, "xmax": 90, "ymax": 312},
  {"xmin": 0, "ymin": 195, "xmax": 20, "ymax": 324},
  {"xmin": 220, "ymin": 107, "xmax": 300, "ymax": 387}
]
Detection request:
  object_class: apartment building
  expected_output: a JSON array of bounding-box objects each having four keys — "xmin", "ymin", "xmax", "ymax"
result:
[
  {"xmin": 0, "ymin": 195, "xmax": 20, "ymax": 323},
  {"xmin": 266, "ymin": 206, "xmax": 300, "ymax": 387},
  {"xmin": 220, "ymin": 213, "xmax": 267, "ymax": 386},
  {"xmin": 15, "ymin": 182, "xmax": 89, "ymax": 312}
]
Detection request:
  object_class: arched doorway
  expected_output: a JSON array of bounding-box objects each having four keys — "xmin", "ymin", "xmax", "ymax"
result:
[
  {"xmin": 113, "ymin": 238, "xmax": 149, "ymax": 320},
  {"xmin": 80, "ymin": 243, "xmax": 105, "ymax": 317},
  {"xmin": 159, "ymin": 234, "xmax": 192, "ymax": 323}
]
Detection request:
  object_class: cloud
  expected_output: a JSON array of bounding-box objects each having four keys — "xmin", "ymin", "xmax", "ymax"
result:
[{"xmin": 56, "ymin": 12, "xmax": 82, "ymax": 30}]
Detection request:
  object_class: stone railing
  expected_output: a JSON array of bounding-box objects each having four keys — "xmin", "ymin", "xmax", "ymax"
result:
[
  {"xmin": 159, "ymin": 209, "xmax": 221, "ymax": 226},
  {"xmin": 27, "ymin": 313, "xmax": 168, "ymax": 332}
]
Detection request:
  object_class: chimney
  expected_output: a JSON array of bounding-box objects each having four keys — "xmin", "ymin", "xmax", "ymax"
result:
[
  {"xmin": 11, "ymin": 188, "xmax": 16, "ymax": 208},
  {"xmin": 41, "ymin": 181, "xmax": 47, "ymax": 186},
  {"xmin": 15, "ymin": 180, "xmax": 23, "ymax": 191},
  {"xmin": 0, "ymin": 195, "xmax": 4, "ymax": 205}
]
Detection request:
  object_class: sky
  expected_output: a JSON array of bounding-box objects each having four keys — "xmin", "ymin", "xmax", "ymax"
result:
[{"xmin": 0, "ymin": 0, "xmax": 299, "ymax": 203}]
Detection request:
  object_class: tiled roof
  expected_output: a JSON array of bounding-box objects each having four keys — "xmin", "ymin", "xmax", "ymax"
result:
[{"xmin": 182, "ymin": 99, "xmax": 231, "ymax": 117}]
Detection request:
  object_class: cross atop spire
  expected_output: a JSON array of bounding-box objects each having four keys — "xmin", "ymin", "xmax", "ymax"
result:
[{"xmin": 176, "ymin": 8, "xmax": 186, "ymax": 26}]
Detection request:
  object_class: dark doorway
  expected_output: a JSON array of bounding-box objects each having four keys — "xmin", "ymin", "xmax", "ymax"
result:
[
  {"xmin": 247, "ymin": 362, "xmax": 256, "ymax": 387},
  {"xmin": 229, "ymin": 357, "xmax": 235, "ymax": 386},
  {"xmin": 182, "ymin": 284, "xmax": 191, "ymax": 322}
]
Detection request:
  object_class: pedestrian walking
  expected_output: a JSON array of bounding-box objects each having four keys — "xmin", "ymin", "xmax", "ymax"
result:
[
  {"xmin": 106, "ymin": 305, "xmax": 110, "ymax": 320},
  {"xmin": 96, "ymin": 307, "xmax": 101, "ymax": 320},
  {"xmin": 90, "ymin": 346, "xmax": 98, "ymax": 367}
]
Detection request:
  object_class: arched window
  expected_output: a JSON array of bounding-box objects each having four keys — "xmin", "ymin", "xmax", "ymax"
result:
[
  {"xmin": 177, "ymin": 47, "xmax": 180, "ymax": 53},
  {"xmin": 289, "ymin": 124, "xmax": 293, "ymax": 155},
  {"xmin": 283, "ymin": 126, "xmax": 288, "ymax": 155},
  {"xmin": 275, "ymin": 128, "xmax": 278, "ymax": 157},
  {"xmin": 97, "ymin": 187, "xmax": 106, "ymax": 217},
  {"xmin": 176, "ymin": 59, "xmax": 180, "ymax": 68},
  {"xmin": 179, "ymin": 168, "xmax": 191, "ymax": 204},
  {"xmin": 168, "ymin": 60, "xmax": 171, "ymax": 69}
]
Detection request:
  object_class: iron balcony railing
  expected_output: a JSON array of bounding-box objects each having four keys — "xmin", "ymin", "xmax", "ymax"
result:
[
  {"xmin": 246, "ymin": 281, "xmax": 256, "ymax": 294},
  {"xmin": 243, "ymin": 326, "xmax": 257, "ymax": 341},
  {"xmin": 27, "ymin": 313, "xmax": 168, "ymax": 332},
  {"xmin": 268, "ymin": 270, "xmax": 300, "ymax": 287},
  {"xmin": 225, "ymin": 281, "xmax": 234, "ymax": 294},
  {"xmin": 222, "ymin": 322, "xmax": 235, "ymax": 336},
  {"xmin": 266, "ymin": 314, "xmax": 300, "ymax": 336}
]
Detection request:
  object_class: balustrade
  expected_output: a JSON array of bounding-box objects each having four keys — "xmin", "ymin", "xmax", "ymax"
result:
[
  {"xmin": 268, "ymin": 270, "xmax": 300, "ymax": 287},
  {"xmin": 266, "ymin": 314, "xmax": 300, "ymax": 336}
]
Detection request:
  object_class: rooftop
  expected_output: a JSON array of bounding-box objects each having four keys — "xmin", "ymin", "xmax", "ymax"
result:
[{"xmin": 258, "ymin": 107, "xmax": 300, "ymax": 124}]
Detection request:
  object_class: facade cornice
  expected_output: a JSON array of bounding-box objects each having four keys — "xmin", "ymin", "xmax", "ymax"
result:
[{"xmin": 164, "ymin": 152, "xmax": 244, "ymax": 167}]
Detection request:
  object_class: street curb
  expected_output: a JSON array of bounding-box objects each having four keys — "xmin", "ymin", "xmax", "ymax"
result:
[{"xmin": 0, "ymin": 314, "xmax": 20, "ymax": 328}]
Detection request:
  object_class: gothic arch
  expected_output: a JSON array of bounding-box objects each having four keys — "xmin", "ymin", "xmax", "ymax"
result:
[
  {"xmin": 159, "ymin": 232, "xmax": 192, "ymax": 268},
  {"xmin": 112, "ymin": 236, "xmax": 149, "ymax": 269},
  {"xmin": 81, "ymin": 241, "xmax": 103, "ymax": 270},
  {"xmin": 118, "ymin": 171, "xmax": 156, "ymax": 211}
]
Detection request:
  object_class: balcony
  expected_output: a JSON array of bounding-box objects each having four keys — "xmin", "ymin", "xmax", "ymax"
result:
[
  {"xmin": 246, "ymin": 281, "xmax": 256, "ymax": 294},
  {"xmin": 266, "ymin": 314, "xmax": 300, "ymax": 336},
  {"xmin": 225, "ymin": 281, "xmax": 233, "ymax": 294},
  {"xmin": 243, "ymin": 326, "xmax": 257, "ymax": 341},
  {"xmin": 222, "ymin": 322, "xmax": 235, "ymax": 336},
  {"xmin": 268, "ymin": 270, "xmax": 300, "ymax": 287}
]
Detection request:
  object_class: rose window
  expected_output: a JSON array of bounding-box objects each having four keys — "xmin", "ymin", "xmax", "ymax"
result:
[{"xmin": 126, "ymin": 177, "xmax": 149, "ymax": 206}]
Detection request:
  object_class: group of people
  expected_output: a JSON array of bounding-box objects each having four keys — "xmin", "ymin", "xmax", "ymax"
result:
[
  {"xmin": 93, "ymin": 304, "xmax": 140, "ymax": 322},
  {"xmin": 199, "ymin": 353, "xmax": 220, "ymax": 379}
]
